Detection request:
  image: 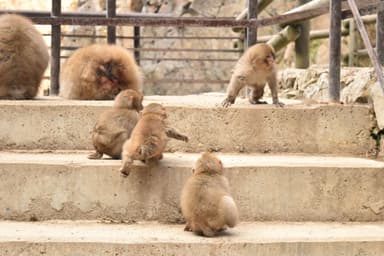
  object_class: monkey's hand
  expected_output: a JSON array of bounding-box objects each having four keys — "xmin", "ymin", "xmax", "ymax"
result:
[
  {"xmin": 184, "ymin": 224, "xmax": 192, "ymax": 232},
  {"xmin": 119, "ymin": 160, "xmax": 132, "ymax": 177},
  {"xmin": 87, "ymin": 151, "xmax": 103, "ymax": 159},
  {"xmin": 221, "ymin": 96, "xmax": 235, "ymax": 108},
  {"xmin": 166, "ymin": 127, "xmax": 189, "ymax": 142},
  {"xmin": 273, "ymin": 99, "xmax": 285, "ymax": 107}
]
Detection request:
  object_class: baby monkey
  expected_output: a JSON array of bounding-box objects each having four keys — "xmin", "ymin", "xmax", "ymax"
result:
[
  {"xmin": 88, "ymin": 89, "xmax": 143, "ymax": 160},
  {"xmin": 119, "ymin": 103, "xmax": 188, "ymax": 176},
  {"xmin": 222, "ymin": 43, "xmax": 284, "ymax": 107},
  {"xmin": 180, "ymin": 152, "xmax": 239, "ymax": 237}
]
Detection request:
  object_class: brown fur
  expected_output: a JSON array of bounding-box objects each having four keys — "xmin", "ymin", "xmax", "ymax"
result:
[
  {"xmin": 60, "ymin": 44, "xmax": 142, "ymax": 100},
  {"xmin": 222, "ymin": 43, "xmax": 283, "ymax": 107},
  {"xmin": 88, "ymin": 89, "xmax": 144, "ymax": 160},
  {"xmin": 0, "ymin": 14, "xmax": 49, "ymax": 99},
  {"xmin": 119, "ymin": 103, "xmax": 188, "ymax": 176},
  {"xmin": 180, "ymin": 152, "xmax": 239, "ymax": 237}
]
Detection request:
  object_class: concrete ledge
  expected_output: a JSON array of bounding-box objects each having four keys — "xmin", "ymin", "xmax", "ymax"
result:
[
  {"xmin": 1, "ymin": 151, "xmax": 383, "ymax": 222},
  {"xmin": 1, "ymin": 221, "xmax": 384, "ymax": 256},
  {"xmin": 0, "ymin": 94, "xmax": 377, "ymax": 155}
]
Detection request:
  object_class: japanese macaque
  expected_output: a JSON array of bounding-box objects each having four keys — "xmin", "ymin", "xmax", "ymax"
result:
[
  {"xmin": 119, "ymin": 103, "xmax": 188, "ymax": 177},
  {"xmin": 180, "ymin": 152, "xmax": 239, "ymax": 237},
  {"xmin": 60, "ymin": 44, "xmax": 142, "ymax": 100},
  {"xmin": 88, "ymin": 89, "xmax": 144, "ymax": 160},
  {"xmin": 222, "ymin": 43, "xmax": 284, "ymax": 107},
  {"xmin": 0, "ymin": 14, "xmax": 49, "ymax": 99}
]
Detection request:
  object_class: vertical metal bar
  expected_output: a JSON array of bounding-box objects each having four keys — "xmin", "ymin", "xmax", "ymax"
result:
[
  {"xmin": 328, "ymin": 0, "xmax": 341, "ymax": 102},
  {"xmin": 377, "ymin": 0, "xmax": 384, "ymax": 65},
  {"xmin": 247, "ymin": 0, "xmax": 258, "ymax": 48},
  {"xmin": 295, "ymin": 0, "xmax": 310, "ymax": 68},
  {"xmin": 107, "ymin": 0, "xmax": 116, "ymax": 44},
  {"xmin": 134, "ymin": 26, "xmax": 140, "ymax": 65},
  {"xmin": 50, "ymin": 0, "xmax": 61, "ymax": 95},
  {"xmin": 348, "ymin": 19, "xmax": 358, "ymax": 66},
  {"xmin": 348, "ymin": 0, "xmax": 384, "ymax": 92}
]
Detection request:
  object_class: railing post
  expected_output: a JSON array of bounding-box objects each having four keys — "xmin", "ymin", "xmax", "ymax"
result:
[
  {"xmin": 377, "ymin": 0, "xmax": 384, "ymax": 65},
  {"xmin": 134, "ymin": 26, "xmax": 140, "ymax": 65},
  {"xmin": 107, "ymin": 0, "xmax": 116, "ymax": 44},
  {"xmin": 246, "ymin": 0, "xmax": 258, "ymax": 48},
  {"xmin": 295, "ymin": 0, "xmax": 310, "ymax": 68},
  {"xmin": 328, "ymin": 0, "xmax": 341, "ymax": 102},
  {"xmin": 348, "ymin": 19, "xmax": 358, "ymax": 66},
  {"xmin": 50, "ymin": 0, "xmax": 61, "ymax": 95}
]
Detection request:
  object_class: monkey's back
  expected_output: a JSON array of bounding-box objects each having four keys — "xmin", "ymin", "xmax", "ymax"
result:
[
  {"xmin": 60, "ymin": 44, "xmax": 142, "ymax": 100},
  {"xmin": 92, "ymin": 108, "xmax": 139, "ymax": 158},
  {"xmin": 124, "ymin": 114, "xmax": 168, "ymax": 160},
  {"xmin": 181, "ymin": 174, "xmax": 235, "ymax": 228},
  {"xmin": 0, "ymin": 14, "xmax": 49, "ymax": 99}
]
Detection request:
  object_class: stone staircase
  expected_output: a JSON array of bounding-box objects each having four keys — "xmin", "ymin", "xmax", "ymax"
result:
[{"xmin": 0, "ymin": 93, "xmax": 383, "ymax": 256}]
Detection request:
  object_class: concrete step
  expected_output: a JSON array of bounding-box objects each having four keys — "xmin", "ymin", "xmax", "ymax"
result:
[
  {"xmin": 0, "ymin": 220, "xmax": 383, "ymax": 256},
  {"xmin": 0, "ymin": 94, "xmax": 377, "ymax": 155},
  {"xmin": 1, "ymin": 151, "xmax": 383, "ymax": 222}
]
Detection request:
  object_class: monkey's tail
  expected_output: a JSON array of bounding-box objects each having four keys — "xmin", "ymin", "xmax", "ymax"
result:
[{"xmin": 220, "ymin": 195, "xmax": 239, "ymax": 228}]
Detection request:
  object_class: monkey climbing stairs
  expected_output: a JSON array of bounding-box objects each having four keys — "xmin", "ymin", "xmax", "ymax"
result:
[{"xmin": 0, "ymin": 94, "xmax": 383, "ymax": 256}]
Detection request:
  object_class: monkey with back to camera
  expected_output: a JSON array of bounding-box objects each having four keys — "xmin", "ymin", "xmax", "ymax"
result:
[
  {"xmin": 60, "ymin": 44, "xmax": 142, "ymax": 100},
  {"xmin": 88, "ymin": 89, "xmax": 144, "ymax": 160},
  {"xmin": 0, "ymin": 14, "xmax": 49, "ymax": 99},
  {"xmin": 180, "ymin": 152, "xmax": 239, "ymax": 237},
  {"xmin": 222, "ymin": 43, "xmax": 284, "ymax": 107},
  {"xmin": 119, "ymin": 103, "xmax": 189, "ymax": 177}
]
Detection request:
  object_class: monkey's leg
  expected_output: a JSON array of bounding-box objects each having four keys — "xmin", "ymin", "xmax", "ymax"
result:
[
  {"xmin": 248, "ymin": 86, "xmax": 267, "ymax": 104},
  {"xmin": 222, "ymin": 74, "xmax": 247, "ymax": 108},
  {"xmin": 119, "ymin": 157, "xmax": 133, "ymax": 177},
  {"xmin": 199, "ymin": 224, "xmax": 215, "ymax": 237},
  {"xmin": 184, "ymin": 223, "xmax": 192, "ymax": 232},
  {"xmin": 88, "ymin": 151, "xmax": 103, "ymax": 159},
  {"xmin": 165, "ymin": 127, "xmax": 189, "ymax": 142},
  {"xmin": 267, "ymin": 73, "xmax": 284, "ymax": 107}
]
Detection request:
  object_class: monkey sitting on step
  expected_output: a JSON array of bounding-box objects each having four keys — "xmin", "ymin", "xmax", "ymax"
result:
[
  {"xmin": 222, "ymin": 43, "xmax": 284, "ymax": 107},
  {"xmin": 88, "ymin": 89, "xmax": 144, "ymax": 160},
  {"xmin": 0, "ymin": 14, "xmax": 49, "ymax": 99},
  {"xmin": 60, "ymin": 44, "xmax": 142, "ymax": 100},
  {"xmin": 180, "ymin": 152, "xmax": 239, "ymax": 237},
  {"xmin": 119, "ymin": 103, "xmax": 189, "ymax": 177}
]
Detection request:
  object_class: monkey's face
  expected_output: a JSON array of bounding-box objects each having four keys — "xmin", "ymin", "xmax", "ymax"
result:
[{"xmin": 264, "ymin": 52, "xmax": 275, "ymax": 66}]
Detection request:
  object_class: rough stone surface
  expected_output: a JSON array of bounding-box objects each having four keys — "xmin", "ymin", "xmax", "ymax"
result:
[
  {"xmin": 0, "ymin": 221, "xmax": 384, "ymax": 256},
  {"xmin": 1, "ymin": 151, "xmax": 383, "ymax": 222},
  {"xmin": 0, "ymin": 95, "xmax": 377, "ymax": 155}
]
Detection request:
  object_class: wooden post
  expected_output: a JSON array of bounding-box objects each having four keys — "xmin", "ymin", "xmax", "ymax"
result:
[
  {"xmin": 107, "ymin": 0, "xmax": 116, "ymax": 44},
  {"xmin": 328, "ymin": 0, "xmax": 341, "ymax": 102},
  {"xmin": 348, "ymin": 0, "xmax": 384, "ymax": 92},
  {"xmin": 295, "ymin": 0, "xmax": 311, "ymax": 68},
  {"xmin": 377, "ymin": 0, "xmax": 384, "ymax": 65},
  {"xmin": 246, "ymin": 0, "xmax": 258, "ymax": 48},
  {"xmin": 50, "ymin": 0, "xmax": 61, "ymax": 95}
]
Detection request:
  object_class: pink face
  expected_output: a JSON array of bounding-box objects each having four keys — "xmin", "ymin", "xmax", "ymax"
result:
[{"xmin": 265, "ymin": 52, "xmax": 275, "ymax": 66}]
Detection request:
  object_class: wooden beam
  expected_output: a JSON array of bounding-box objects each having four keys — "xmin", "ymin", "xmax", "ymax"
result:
[{"xmin": 50, "ymin": 0, "xmax": 61, "ymax": 95}]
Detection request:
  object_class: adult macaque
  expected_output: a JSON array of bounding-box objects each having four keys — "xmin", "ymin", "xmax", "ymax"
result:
[
  {"xmin": 60, "ymin": 44, "xmax": 142, "ymax": 100},
  {"xmin": 222, "ymin": 43, "xmax": 284, "ymax": 107},
  {"xmin": 88, "ymin": 89, "xmax": 144, "ymax": 160},
  {"xmin": 0, "ymin": 14, "xmax": 49, "ymax": 99},
  {"xmin": 180, "ymin": 152, "xmax": 239, "ymax": 237}
]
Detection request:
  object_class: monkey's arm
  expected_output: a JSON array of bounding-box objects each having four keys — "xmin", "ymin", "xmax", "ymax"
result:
[
  {"xmin": 222, "ymin": 74, "xmax": 248, "ymax": 108},
  {"xmin": 267, "ymin": 73, "xmax": 284, "ymax": 107},
  {"xmin": 165, "ymin": 127, "xmax": 189, "ymax": 142}
]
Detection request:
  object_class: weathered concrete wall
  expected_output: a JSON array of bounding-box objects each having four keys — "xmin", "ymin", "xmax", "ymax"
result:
[
  {"xmin": 1, "ymin": 152, "xmax": 383, "ymax": 222},
  {"xmin": 0, "ymin": 95, "xmax": 377, "ymax": 155}
]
